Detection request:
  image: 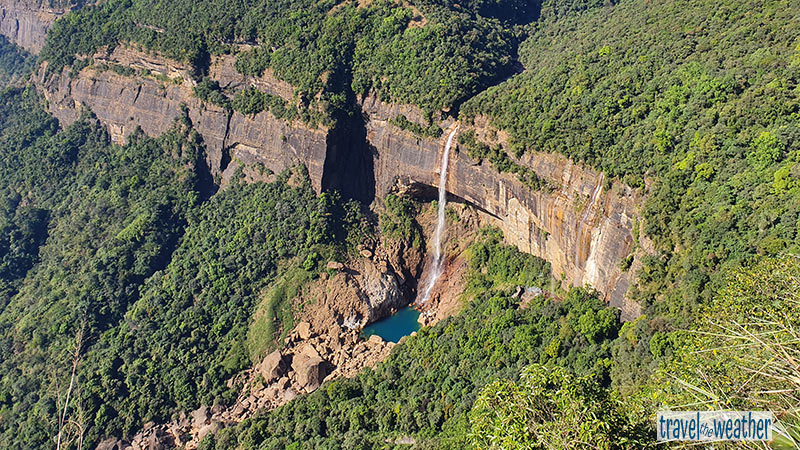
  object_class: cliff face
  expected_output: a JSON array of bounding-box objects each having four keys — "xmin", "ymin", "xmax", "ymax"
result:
[
  {"xmin": 38, "ymin": 46, "xmax": 642, "ymax": 319},
  {"xmin": 0, "ymin": 0, "xmax": 65, "ymax": 53},
  {"xmin": 40, "ymin": 47, "xmax": 329, "ymax": 190},
  {"xmin": 362, "ymin": 95, "xmax": 640, "ymax": 318}
]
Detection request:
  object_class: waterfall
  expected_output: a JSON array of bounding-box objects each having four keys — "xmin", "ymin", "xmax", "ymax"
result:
[{"xmin": 418, "ymin": 125, "xmax": 459, "ymax": 304}]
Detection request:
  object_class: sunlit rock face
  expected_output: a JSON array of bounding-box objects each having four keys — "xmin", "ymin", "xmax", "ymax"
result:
[
  {"xmin": 0, "ymin": 0, "xmax": 66, "ymax": 53},
  {"xmin": 362, "ymin": 93, "xmax": 641, "ymax": 319},
  {"xmin": 38, "ymin": 47, "xmax": 642, "ymax": 319}
]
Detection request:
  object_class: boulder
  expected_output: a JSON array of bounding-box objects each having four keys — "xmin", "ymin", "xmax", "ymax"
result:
[
  {"xmin": 283, "ymin": 387, "xmax": 298, "ymax": 402},
  {"xmin": 292, "ymin": 354, "xmax": 328, "ymax": 391},
  {"xmin": 295, "ymin": 321, "xmax": 312, "ymax": 340},
  {"xmin": 96, "ymin": 438, "xmax": 126, "ymax": 450},
  {"xmin": 191, "ymin": 405, "xmax": 209, "ymax": 426},
  {"xmin": 352, "ymin": 343, "xmax": 367, "ymax": 356},
  {"xmin": 358, "ymin": 266, "xmax": 404, "ymax": 321},
  {"xmin": 276, "ymin": 376, "xmax": 290, "ymax": 390},
  {"xmin": 342, "ymin": 314, "xmax": 360, "ymax": 330},
  {"xmin": 264, "ymin": 386, "xmax": 280, "ymax": 401},
  {"xmin": 298, "ymin": 342, "xmax": 320, "ymax": 359},
  {"xmin": 196, "ymin": 420, "xmax": 223, "ymax": 443},
  {"xmin": 231, "ymin": 402, "xmax": 246, "ymax": 418},
  {"xmin": 258, "ymin": 350, "xmax": 284, "ymax": 383},
  {"xmin": 326, "ymin": 261, "xmax": 343, "ymax": 270}
]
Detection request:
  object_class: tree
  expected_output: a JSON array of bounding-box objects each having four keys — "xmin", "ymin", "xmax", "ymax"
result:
[{"xmin": 469, "ymin": 364, "xmax": 649, "ymax": 449}]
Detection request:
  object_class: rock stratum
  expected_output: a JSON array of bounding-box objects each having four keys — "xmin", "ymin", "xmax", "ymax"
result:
[
  {"xmin": 34, "ymin": 44, "xmax": 641, "ymax": 318},
  {"xmin": 0, "ymin": 0, "xmax": 66, "ymax": 52}
]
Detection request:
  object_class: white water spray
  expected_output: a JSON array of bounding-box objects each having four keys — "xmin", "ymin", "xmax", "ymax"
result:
[{"xmin": 418, "ymin": 125, "xmax": 459, "ymax": 304}]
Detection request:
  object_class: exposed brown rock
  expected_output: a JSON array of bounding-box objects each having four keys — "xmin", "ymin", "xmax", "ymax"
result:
[
  {"xmin": 190, "ymin": 406, "xmax": 209, "ymax": 426},
  {"xmin": 96, "ymin": 438, "xmax": 127, "ymax": 450},
  {"xmin": 258, "ymin": 350, "xmax": 284, "ymax": 383},
  {"xmin": 34, "ymin": 47, "xmax": 639, "ymax": 318},
  {"xmin": 196, "ymin": 420, "xmax": 223, "ymax": 443},
  {"xmin": 295, "ymin": 321, "xmax": 312, "ymax": 340},
  {"xmin": 325, "ymin": 261, "xmax": 344, "ymax": 270},
  {"xmin": 38, "ymin": 45, "xmax": 328, "ymax": 184},
  {"xmin": 292, "ymin": 355, "xmax": 327, "ymax": 392},
  {"xmin": 362, "ymin": 93, "xmax": 641, "ymax": 317},
  {"xmin": 0, "ymin": 0, "xmax": 67, "ymax": 53},
  {"xmin": 36, "ymin": 47, "xmax": 642, "ymax": 317},
  {"xmin": 282, "ymin": 387, "xmax": 298, "ymax": 402}
]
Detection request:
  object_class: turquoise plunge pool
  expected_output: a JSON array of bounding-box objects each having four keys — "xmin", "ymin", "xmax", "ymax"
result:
[{"xmin": 361, "ymin": 306, "xmax": 421, "ymax": 343}]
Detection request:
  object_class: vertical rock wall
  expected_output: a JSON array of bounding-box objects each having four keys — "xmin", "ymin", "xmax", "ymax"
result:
[
  {"xmin": 361, "ymin": 94, "xmax": 641, "ymax": 318},
  {"xmin": 39, "ymin": 47, "xmax": 329, "ymax": 190},
  {"xmin": 38, "ymin": 47, "xmax": 642, "ymax": 318},
  {"xmin": 0, "ymin": 0, "xmax": 65, "ymax": 53}
]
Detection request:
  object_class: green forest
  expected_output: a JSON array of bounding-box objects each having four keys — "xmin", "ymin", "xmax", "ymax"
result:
[
  {"xmin": 0, "ymin": 0, "xmax": 799, "ymax": 447},
  {"xmin": 0, "ymin": 85, "xmax": 365, "ymax": 447},
  {"xmin": 462, "ymin": 0, "xmax": 800, "ymax": 392},
  {"xmin": 202, "ymin": 231, "xmax": 643, "ymax": 449},
  {"xmin": 39, "ymin": 0, "xmax": 606, "ymax": 122},
  {"xmin": 0, "ymin": 35, "xmax": 35, "ymax": 85}
]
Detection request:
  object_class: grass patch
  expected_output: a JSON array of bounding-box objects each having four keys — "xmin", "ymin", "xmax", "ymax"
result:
[{"xmin": 247, "ymin": 265, "xmax": 312, "ymax": 362}]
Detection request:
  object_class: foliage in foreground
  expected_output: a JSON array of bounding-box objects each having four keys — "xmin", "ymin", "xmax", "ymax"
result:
[
  {"xmin": 470, "ymin": 364, "xmax": 650, "ymax": 449},
  {"xmin": 200, "ymin": 231, "xmax": 636, "ymax": 449},
  {"xmin": 645, "ymin": 255, "xmax": 800, "ymax": 448}
]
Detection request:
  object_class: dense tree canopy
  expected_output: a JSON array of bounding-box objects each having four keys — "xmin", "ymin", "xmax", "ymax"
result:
[
  {"xmin": 0, "ymin": 36, "xmax": 35, "ymax": 84},
  {"xmin": 2, "ymin": 0, "xmax": 799, "ymax": 447},
  {"xmin": 0, "ymin": 87, "xmax": 365, "ymax": 447},
  {"xmin": 40, "ymin": 0, "xmax": 608, "ymax": 119},
  {"xmin": 463, "ymin": 0, "xmax": 800, "ymax": 390},
  {"xmin": 202, "ymin": 233, "xmax": 635, "ymax": 449}
]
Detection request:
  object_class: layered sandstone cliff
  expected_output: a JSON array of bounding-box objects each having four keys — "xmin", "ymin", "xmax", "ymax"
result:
[
  {"xmin": 40, "ymin": 46, "xmax": 329, "ymax": 189},
  {"xmin": 37, "ymin": 46, "xmax": 642, "ymax": 319},
  {"xmin": 362, "ymin": 94, "xmax": 640, "ymax": 318},
  {"xmin": 0, "ymin": 0, "xmax": 65, "ymax": 53}
]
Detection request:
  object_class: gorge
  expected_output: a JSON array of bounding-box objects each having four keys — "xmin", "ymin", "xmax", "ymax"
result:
[
  {"xmin": 0, "ymin": 0, "xmax": 644, "ymax": 316},
  {"xmin": 2, "ymin": 0, "xmax": 644, "ymax": 315},
  {"xmin": 26, "ymin": 42, "xmax": 642, "ymax": 319},
  {"xmin": 2, "ymin": 0, "xmax": 798, "ymax": 448}
]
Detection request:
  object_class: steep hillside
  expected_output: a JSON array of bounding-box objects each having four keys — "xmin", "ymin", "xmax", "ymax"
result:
[
  {"xmin": 463, "ymin": 0, "xmax": 800, "ymax": 386},
  {"xmin": 0, "ymin": 87, "xmax": 378, "ymax": 448},
  {"xmin": 36, "ymin": 43, "xmax": 640, "ymax": 316},
  {"xmin": 0, "ymin": 0, "xmax": 797, "ymax": 448},
  {"xmin": 0, "ymin": 34, "xmax": 34, "ymax": 82}
]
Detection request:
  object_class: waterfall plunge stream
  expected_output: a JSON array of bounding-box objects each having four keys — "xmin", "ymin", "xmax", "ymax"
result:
[{"xmin": 417, "ymin": 125, "xmax": 459, "ymax": 304}]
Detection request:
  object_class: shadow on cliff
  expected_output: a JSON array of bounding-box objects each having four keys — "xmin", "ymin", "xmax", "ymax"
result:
[
  {"xmin": 405, "ymin": 181, "xmax": 501, "ymax": 221},
  {"xmin": 320, "ymin": 63, "xmax": 376, "ymax": 204},
  {"xmin": 321, "ymin": 112, "xmax": 375, "ymax": 204}
]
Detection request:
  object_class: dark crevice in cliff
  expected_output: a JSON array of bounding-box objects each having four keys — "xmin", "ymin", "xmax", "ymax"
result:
[
  {"xmin": 406, "ymin": 181, "xmax": 501, "ymax": 221},
  {"xmin": 218, "ymin": 109, "xmax": 233, "ymax": 174},
  {"xmin": 320, "ymin": 54, "xmax": 375, "ymax": 204},
  {"xmin": 195, "ymin": 146, "xmax": 218, "ymax": 200},
  {"xmin": 132, "ymin": 84, "xmax": 141, "ymax": 104},
  {"xmin": 178, "ymin": 104, "xmax": 218, "ymax": 199},
  {"xmin": 322, "ymin": 110, "xmax": 376, "ymax": 204}
]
